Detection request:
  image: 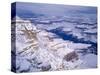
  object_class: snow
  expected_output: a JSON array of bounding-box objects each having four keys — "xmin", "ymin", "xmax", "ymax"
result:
[
  {"xmin": 79, "ymin": 54, "xmax": 97, "ymax": 68},
  {"xmin": 84, "ymin": 28, "xmax": 97, "ymax": 34},
  {"xmin": 12, "ymin": 15, "xmax": 22, "ymax": 21},
  {"xmin": 67, "ymin": 43, "xmax": 91, "ymax": 50},
  {"xmin": 11, "ymin": 15, "xmax": 97, "ymax": 72},
  {"xmin": 16, "ymin": 56, "xmax": 31, "ymax": 72}
]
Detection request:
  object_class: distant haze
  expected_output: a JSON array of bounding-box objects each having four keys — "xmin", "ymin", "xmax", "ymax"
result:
[{"xmin": 13, "ymin": 2, "xmax": 97, "ymax": 18}]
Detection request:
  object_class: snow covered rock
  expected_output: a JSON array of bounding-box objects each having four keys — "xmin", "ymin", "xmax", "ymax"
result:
[{"xmin": 11, "ymin": 16, "xmax": 97, "ymax": 72}]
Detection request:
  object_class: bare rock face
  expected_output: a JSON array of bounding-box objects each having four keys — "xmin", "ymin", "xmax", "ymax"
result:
[
  {"xmin": 42, "ymin": 65, "xmax": 51, "ymax": 71},
  {"xmin": 63, "ymin": 51, "xmax": 78, "ymax": 62}
]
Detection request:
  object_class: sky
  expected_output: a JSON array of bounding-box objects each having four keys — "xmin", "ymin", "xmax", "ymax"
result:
[{"xmin": 12, "ymin": 2, "xmax": 97, "ymax": 18}]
